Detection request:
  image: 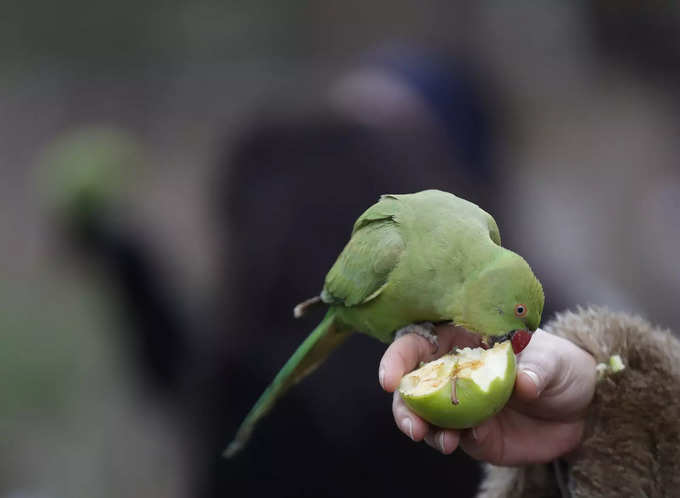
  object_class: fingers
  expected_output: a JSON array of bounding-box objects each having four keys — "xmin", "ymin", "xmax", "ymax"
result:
[
  {"xmin": 424, "ymin": 429, "xmax": 460, "ymax": 455},
  {"xmin": 393, "ymin": 391, "xmax": 461, "ymax": 454},
  {"xmin": 383, "ymin": 324, "xmax": 477, "ymax": 457},
  {"xmin": 379, "ymin": 323, "xmax": 482, "ymax": 392},
  {"xmin": 511, "ymin": 329, "xmax": 597, "ymax": 420},
  {"xmin": 392, "ymin": 391, "xmax": 429, "ymax": 442}
]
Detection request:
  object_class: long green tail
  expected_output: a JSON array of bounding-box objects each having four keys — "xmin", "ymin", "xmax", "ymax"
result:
[{"xmin": 224, "ymin": 309, "xmax": 350, "ymax": 458}]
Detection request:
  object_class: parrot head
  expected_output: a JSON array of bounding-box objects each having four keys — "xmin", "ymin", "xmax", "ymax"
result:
[{"xmin": 457, "ymin": 250, "xmax": 544, "ymax": 343}]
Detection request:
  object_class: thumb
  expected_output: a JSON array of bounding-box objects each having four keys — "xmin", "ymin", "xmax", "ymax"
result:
[
  {"xmin": 513, "ymin": 329, "xmax": 562, "ymax": 401},
  {"xmin": 511, "ymin": 328, "xmax": 596, "ymax": 420}
]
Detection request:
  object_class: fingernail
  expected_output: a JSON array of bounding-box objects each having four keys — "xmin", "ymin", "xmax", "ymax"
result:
[
  {"xmin": 522, "ymin": 369, "xmax": 542, "ymax": 395},
  {"xmin": 379, "ymin": 367, "xmax": 386, "ymax": 389},
  {"xmin": 402, "ymin": 418, "xmax": 414, "ymax": 441},
  {"xmin": 472, "ymin": 423, "xmax": 490, "ymax": 442},
  {"xmin": 438, "ymin": 432, "xmax": 447, "ymax": 453}
]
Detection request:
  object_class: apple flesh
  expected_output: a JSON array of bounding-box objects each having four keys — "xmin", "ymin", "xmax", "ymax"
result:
[{"xmin": 398, "ymin": 341, "xmax": 516, "ymax": 429}]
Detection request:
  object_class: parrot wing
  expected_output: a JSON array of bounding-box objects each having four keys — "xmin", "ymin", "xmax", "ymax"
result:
[{"xmin": 322, "ymin": 198, "xmax": 405, "ymax": 307}]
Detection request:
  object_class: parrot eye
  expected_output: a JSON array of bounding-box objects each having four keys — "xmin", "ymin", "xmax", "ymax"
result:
[{"xmin": 514, "ymin": 304, "xmax": 527, "ymax": 318}]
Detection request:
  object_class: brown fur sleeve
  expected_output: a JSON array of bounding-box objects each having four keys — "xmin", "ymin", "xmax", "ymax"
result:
[{"xmin": 477, "ymin": 307, "xmax": 680, "ymax": 498}]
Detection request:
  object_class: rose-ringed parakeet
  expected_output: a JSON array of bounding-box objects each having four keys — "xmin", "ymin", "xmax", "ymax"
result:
[{"xmin": 225, "ymin": 189, "xmax": 544, "ymax": 457}]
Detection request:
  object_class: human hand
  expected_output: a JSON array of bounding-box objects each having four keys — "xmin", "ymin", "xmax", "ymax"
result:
[{"xmin": 379, "ymin": 325, "xmax": 596, "ymax": 465}]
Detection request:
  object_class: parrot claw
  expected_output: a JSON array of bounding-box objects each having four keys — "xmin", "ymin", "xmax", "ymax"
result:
[{"xmin": 394, "ymin": 322, "xmax": 439, "ymax": 354}]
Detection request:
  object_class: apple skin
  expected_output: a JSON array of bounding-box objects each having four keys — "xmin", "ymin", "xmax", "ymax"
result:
[{"xmin": 399, "ymin": 344, "xmax": 516, "ymax": 429}]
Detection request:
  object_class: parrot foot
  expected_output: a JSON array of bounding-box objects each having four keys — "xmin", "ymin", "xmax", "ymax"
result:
[{"xmin": 394, "ymin": 322, "xmax": 439, "ymax": 354}]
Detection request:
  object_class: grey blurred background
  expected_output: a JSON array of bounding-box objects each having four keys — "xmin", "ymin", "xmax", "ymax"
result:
[{"xmin": 3, "ymin": 1, "xmax": 680, "ymax": 497}]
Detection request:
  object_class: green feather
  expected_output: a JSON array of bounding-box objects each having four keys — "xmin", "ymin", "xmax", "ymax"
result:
[
  {"xmin": 224, "ymin": 310, "xmax": 350, "ymax": 458},
  {"xmin": 322, "ymin": 217, "xmax": 404, "ymax": 307}
]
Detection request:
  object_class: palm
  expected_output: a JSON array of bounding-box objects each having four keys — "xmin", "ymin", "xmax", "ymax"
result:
[{"xmin": 461, "ymin": 404, "xmax": 584, "ymax": 465}]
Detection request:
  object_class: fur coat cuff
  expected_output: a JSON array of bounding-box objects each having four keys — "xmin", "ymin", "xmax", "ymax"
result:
[{"xmin": 476, "ymin": 307, "xmax": 680, "ymax": 498}]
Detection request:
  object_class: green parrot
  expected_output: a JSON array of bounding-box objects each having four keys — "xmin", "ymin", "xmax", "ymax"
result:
[{"xmin": 225, "ymin": 189, "xmax": 544, "ymax": 457}]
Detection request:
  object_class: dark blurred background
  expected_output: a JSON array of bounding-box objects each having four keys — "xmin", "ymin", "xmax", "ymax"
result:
[{"xmin": 4, "ymin": 1, "xmax": 680, "ymax": 497}]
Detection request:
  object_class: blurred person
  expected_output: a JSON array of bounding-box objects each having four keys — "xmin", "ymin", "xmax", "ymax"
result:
[
  {"xmin": 212, "ymin": 46, "xmax": 510, "ymax": 497},
  {"xmin": 329, "ymin": 44, "xmax": 496, "ymax": 185},
  {"xmin": 45, "ymin": 47, "xmax": 512, "ymax": 497},
  {"xmin": 214, "ymin": 111, "xmax": 486, "ymax": 497}
]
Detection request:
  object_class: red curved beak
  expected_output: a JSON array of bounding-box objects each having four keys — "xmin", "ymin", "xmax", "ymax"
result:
[{"xmin": 510, "ymin": 329, "xmax": 532, "ymax": 354}]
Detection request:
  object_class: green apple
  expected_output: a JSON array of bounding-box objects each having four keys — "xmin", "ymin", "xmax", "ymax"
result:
[{"xmin": 398, "ymin": 341, "xmax": 516, "ymax": 429}]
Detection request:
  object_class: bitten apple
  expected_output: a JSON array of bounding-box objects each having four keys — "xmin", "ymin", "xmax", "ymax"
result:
[{"xmin": 399, "ymin": 341, "xmax": 516, "ymax": 429}]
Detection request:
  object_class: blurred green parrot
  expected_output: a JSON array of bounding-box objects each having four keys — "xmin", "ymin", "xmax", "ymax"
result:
[
  {"xmin": 225, "ymin": 189, "xmax": 544, "ymax": 457},
  {"xmin": 37, "ymin": 126, "xmax": 142, "ymax": 221}
]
